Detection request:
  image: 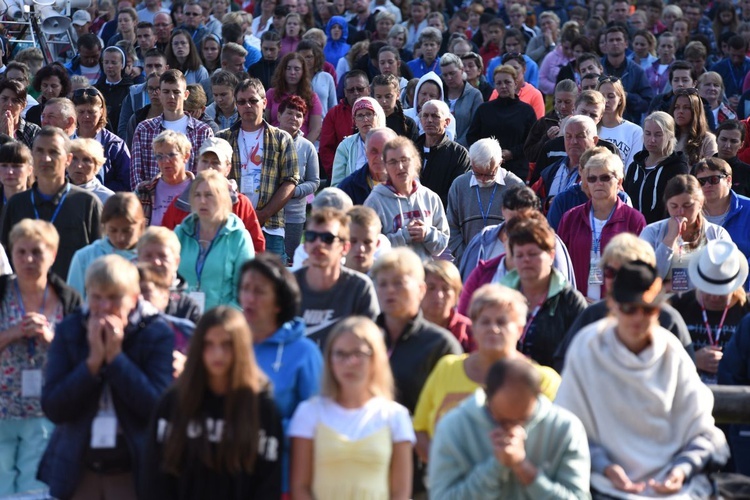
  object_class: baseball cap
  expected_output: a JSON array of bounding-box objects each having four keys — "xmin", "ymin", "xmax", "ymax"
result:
[
  {"xmin": 199, "ymin": 137, "xmax": 233, "ymax": 166},
  {"xmin": 72, "ymin": 10, "xmax": 92, "ymax": 26}
]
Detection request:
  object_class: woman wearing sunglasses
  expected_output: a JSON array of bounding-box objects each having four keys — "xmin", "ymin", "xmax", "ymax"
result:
[
  {"xmin": 557, "ymin": 260, "xmax": 729, "ymax": 499},
  {"xmin": 596, "ymin": 76, "xmax": 643, "ymax": 174},
  {"xmin": 557, "ymin": 150, "xmax": 646, "ymax": 302},
  {"xmin": 670, "ymin": 87, "xmax": 718, "ymax": 165},
  {"xmin": 639, "ymin": 174, "xmax": 732, "ymax": 293}
]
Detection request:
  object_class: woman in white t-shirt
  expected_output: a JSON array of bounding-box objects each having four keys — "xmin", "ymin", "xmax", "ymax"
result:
[
  {"xmin": 289, "ymin": 316, "xmax": 415, "ymax": 500},
  {"xmin": 596, "ymin": 76, "xmax": 644, "ymax": 175}
]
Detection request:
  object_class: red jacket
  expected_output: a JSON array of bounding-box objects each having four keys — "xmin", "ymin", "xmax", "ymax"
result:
[
  {"xmin": 556, "ymin": 199, "xmax": 646, "ymax": 297},
  {"xmin": 161, "ymin": 191, "xmax": 266, "ymax": 253},
  {"xmin": 319, "ymin": 99, "xmax": 354, "ymax": 178}
]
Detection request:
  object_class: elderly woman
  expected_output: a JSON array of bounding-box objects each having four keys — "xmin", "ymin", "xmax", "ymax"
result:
[
  {"xmin": 698, "ymin": 71, "xmax": 737, "ymax": 128},
  {"xmin": 624, "ymin": 111, "xmax": 690, "ymax": 224},
  {"xmin": 440, "ymin": 53, "xmax": 483, "ymax": 147},
  {"xmin": 38, "ymin": 255, "xmax": 173, "ymax": 499},
  {"xmin": 0, "ymin": 141, "xmax": 33, "ymax": 215},
  {"xmin": 135, "ymin": 130, "xmax": 194, "ymax": 227},
  {"xmin": 67, "ymin": 138, "xmax": 114, "ymax": 203},
  {"xmin": 26, "ymin": 63, "xmax": 71, "ymax": 126},
  {"xmin": 72, "ymin": 86, "xmax": 131, "ymax": 192},
  {"xmin": 174, "ymin": 170, "xmax": 254, "ymax": 312},
  {"xmin": 331, "ymin": 97, "xmax": 386, "ymax": 186},
  {"xmin": 364, "ymin": 136, "xmax": 449, "ymax": 260},
  {"xmin": 0, "ymin": 79, "xmax": 41, "ymax": 149},
  {"xmin": 557, "ymin": 260, "xmax": 729, "ymax": 499},
  {"xmin": 558, "ymin": 151, "xmax": 647, "ymax": 301},
  {"xmin": 670, "ymin": 240, "xmax": 750, "ymax": 384},
  {"xmin": 0, "ymin": 220, "xmax": 81, "ymax": 495},
  {"xmin": 640, "ymin": 174, "xmax": 732, "ymax": 292},
  {"xmin": 414, "ymin": 284, "xmax": 560, "ymax": 465},
  {"xmin": 597, "ymin": 76, "xmax": 644, "ymax": 173},
  {"xmin": 421, "ymin": 260, "xmax": 474, "ymax": 352}
]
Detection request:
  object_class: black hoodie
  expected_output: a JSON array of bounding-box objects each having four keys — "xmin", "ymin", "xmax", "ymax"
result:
[{"xmin": 623, "ymin": 149, "xmax": 690, "ymax": 224}]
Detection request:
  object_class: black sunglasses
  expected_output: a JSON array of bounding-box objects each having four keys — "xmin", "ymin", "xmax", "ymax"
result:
[
  {"xmin": 618, "ymin": 302, "xmax": 659, "ymax": 316},
  {"xmin": 598, "ymin": 75, "xmax": 620, "ymax": 83},
  {"xmin": 586, "ymin": 173, "xmax": 615, "ymax": 184},
  {"xmin": 305, "ymin": 230, "xmax": 341, "ymax": 245},
  {"xmin": 73, "ymin": 87, "xmax": 101, "ymax": 99},
  {"xmin": 697, "ymin": 174, "xmax": 727, "ymax": 186}
]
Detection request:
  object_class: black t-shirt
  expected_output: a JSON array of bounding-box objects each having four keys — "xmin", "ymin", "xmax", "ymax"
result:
[{"xmin": 670, "ymin": 291, "xmax": 750, "ymax": 351}]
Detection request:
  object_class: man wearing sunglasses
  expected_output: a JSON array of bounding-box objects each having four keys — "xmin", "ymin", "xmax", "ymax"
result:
[{"xmin": 294, "ymin": 208, "xmax": 379, "ymax": 348}]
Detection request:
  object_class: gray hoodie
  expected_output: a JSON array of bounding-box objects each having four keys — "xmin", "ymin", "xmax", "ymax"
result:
[{"xmin": 404, "ymin": 71, "xmax": 458, "ymax": 141}]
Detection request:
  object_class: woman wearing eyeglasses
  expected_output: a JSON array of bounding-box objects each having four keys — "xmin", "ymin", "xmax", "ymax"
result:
[
  {"xmin": 290, "ymin": 316, "xmax": 415, "ymax": 500},
  {"xmin": 596, "ymin": 76, "xmax": 644, "ymax": 174},
  {"xmin": 556, "ymin": 260, "xmax": 729, "ymax": 499},
  {"xmin": 697, "ymin": 71, "xmax": 737, "ymax": 129},
  {"xmin": 165, "ymin": 29, "xmax": 209, "ymax": 85},
  {"xmin": 557, "ymin": 150, "xmax": 646, "ymax": 302},
  {"xmin": 72, "ymin": 86, "xmax": 132, "ymax": 192},
  {"xmin": 671, "ymin": 87, "xmax": 718, "ymax": 165},
  {"xmin": 640, "ymin": 174, "xmax": 732, "ymax": 293},
  {"xmin": 331, "ymin": 97, "xmax": 386, "ymax": 186}
]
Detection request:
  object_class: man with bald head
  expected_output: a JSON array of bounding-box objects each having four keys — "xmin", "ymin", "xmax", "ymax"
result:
[
  {"xmin": 338, "ymin": 127, "xmax": 396, "ymax": 205},
  {"xmin": 153, "ymin": 12, "xmax": 173, "ymax": 52}
]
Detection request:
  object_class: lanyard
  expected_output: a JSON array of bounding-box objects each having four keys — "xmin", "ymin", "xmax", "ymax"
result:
[
  {"xmin": 15, "ymin": 279, "xmax": 48, "ymax": 361},
  {"xmin": 700, "ymin": 299, "xmax": 730, "ymax": 347},
  {"xmin": 30, "ymin": 184, "xmax": 70, "ymax": 224},
  {"xmin": 590, "ymin": 205, "xmax": 616, "ymax": 254},
  {"xmin": 729, "ymin": 62, "xmax": 746, "ymax": 94},
  {"xmin": 194, "ymin": 221, "xmax": 221, "ymax": 287},
  {"xmin": 475, "ymin": 183, "xmax": 498, "ymax": 226},
  {"xmin": 559, "ymin": 166, "xmax": 578, "ymax": 193},
  {"xmin": 518, "ymin": 298, "xmax": 545, "ymax": 348}
]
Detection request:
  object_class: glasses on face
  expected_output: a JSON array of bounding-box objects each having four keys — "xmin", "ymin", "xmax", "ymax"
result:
[
  {"xmin": 184, "ymin": 11, "xmax": 201, "ymax": 16},
  {"xmin": 354, "ymin": 112, "xmax": 375, "ymax": 121},
  {"xmin": 236, "ymin": 97, "xmax": 263, "ymax": 107},
  {"xmin": 154, "ymin": 22, "xmax": 172, "ymax": 27},
  {"xmin": 674, "ymin": 87, "xmax": 699, "ymax": 96},
  {"xmin": 147, "ymin": 86, "xmax": 161, "ymax": 93},
  {"xmin": 155, "ymin": 152, "xmax": 180, "ymax": 162},
  {"xmin": 331, "ymin": 349, "xmax": 373, "ymax": 363},
  {"xmin": 697, "ymin": 174, "xmax": 727, "ymax": 186},
  {"xmin": 386, "ymin": 157, "xmax": 411, "ymax": 168},
  {"xmin": 603, "ymin": 265, "xmax": 618, "ymax": 280},
  {"xmin": 472, "ymin": 169, "xmax": 498, "ymax": 180},
  {"xmin": 345, "ymin": 86, "xmax": 366, "ymax": 93},
  {"xmin": 305, "ymin": 230, "xmax": 341, "ymax": 244},
  {"xmin": 618, "ymin": 302, "xmax": 659, "ymax": 316},
  {"xmin": 586, "ymin": 173, "xmax": 615, "ymax": 184}
]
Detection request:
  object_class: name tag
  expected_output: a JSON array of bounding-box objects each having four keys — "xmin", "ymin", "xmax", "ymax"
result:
[
  {"xmin": 671, "ymin": 268, "xmax": 689, "ymax": 292},
  {"xmin": 21, "ymin": 369, "xmax": 43, "ymax": 398},
  {"xmin": 588, "ymin": 251, "xmax": 603, "ymax": 285},
  {"xmin": 91, "ymin": 415, "xmax": 118, "ymax": 449}
]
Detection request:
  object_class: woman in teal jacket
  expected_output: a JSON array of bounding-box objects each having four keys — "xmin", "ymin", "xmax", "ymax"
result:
[{"xmin": 175, "ymin": 170, "xmax": 255, "ymax": 311}]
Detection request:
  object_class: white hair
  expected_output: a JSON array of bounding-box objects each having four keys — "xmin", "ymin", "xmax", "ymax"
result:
[
  {"xmin": 469, "ymin": 137, "xmax": 503, "ymax": 169},
  {"xmin": 420, "ymin": 99, "xmax": 451, "ymax": 119},
  {"xmin": 563, "ymin": 114, "xmax": 598, "ymax": 137},
  {"xmin": 582, "ymin": 151, "xmax": 624, "ymax": 180}
]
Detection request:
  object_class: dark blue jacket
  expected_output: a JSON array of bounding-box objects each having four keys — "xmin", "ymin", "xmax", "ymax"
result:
[
  {"xmin": 338, "ymin": 163, "xmax": 372, "ymax": 205},
  {"xmin": 38, "ymin": 303, "xmax": 174, "ymax": 499},
  {"xmin": 718, "ymin": 314, "xmax": 750, "ymax": 475},
  {"xmin": 98, "ymin": 128, "xmax": 132, "ymax": 192},
  {"xmin": 601, "ymin": 56, "xmax": 654, "ymax": 123},
  {"xmin": 721, "ymin": 191, "xmax": 750, "ymax": 289},
  {"xmin": 710, "ymin": 57, "xmax": 750, "ymax": 100}
]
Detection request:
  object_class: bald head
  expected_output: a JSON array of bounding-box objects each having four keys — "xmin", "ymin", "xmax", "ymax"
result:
[{"xmin": 366, "ymin": 127, "xmax": 397, "ymax": 182}]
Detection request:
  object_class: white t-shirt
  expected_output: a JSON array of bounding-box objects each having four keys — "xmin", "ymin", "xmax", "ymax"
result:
[
  {"xmin": 80, "ymin": 64, "xmax": 102, "ymax": 85},
  {"xmin": 238, "ymin": 127, "xmax": 265, "ymax": 206},
  {"xmin": 163, "ymin": 115, "xmax": 190, "ymax": 135},
  {"xmin": 597, "ymin": 120, "xmax": 643, "ymax": 175},
  {"xmin": 588, "ymin": 216, "xmax": 608, "ymax": 301},
  {"xmin": 289, "ymin": 396, "xmax": 416, "ymax": 443},
  {"xmin": 152, "ymin": 178, "xmax": 191, "ymax": 226}
]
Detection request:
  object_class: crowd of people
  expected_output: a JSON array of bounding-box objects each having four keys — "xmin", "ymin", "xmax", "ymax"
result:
[{"xmin": 3, "ymin": 0, "xmax": 750, "ymax": 498}]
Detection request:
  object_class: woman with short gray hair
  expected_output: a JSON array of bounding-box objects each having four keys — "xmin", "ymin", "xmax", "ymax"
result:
[{"xmin": 440, "ymin": 53, "xmax": 483, "ymax": 147}]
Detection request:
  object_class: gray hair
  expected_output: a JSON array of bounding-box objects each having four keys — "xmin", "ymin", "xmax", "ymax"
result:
[
  {"xmin": 388, "ymin": 24, "xmax": 408, "ymax": 40},
  {"xmin": 420, "ymin": 99, "xmax": 451, "ymax": 119},
  {"xmin": 644, "ymin": 111, "xmax": 677, "ymax": 156},
  {"xmin": 563, "ymin": 114, "xmax": 597, "ymax": 137},
  {"xmin": 45, "ymin": 97, "xmax": 77, "ymax": 121},
  {"xmin": 555, "ymin": 79, "xmax": 578, "ymax": 94},
  {"xmin": 582, "ymin": 151, "xmax": 624, "ymax": 180},
  {"xmin": 469, "ymin": 137, "xmax": 503, "ymax": 169},
  {"xmin": 439, "ymin": 52, "xmax": 464, "ymax": 70},
  {"xmin": 418, "ymin": 27, "xmax": 443, "ymax": 45}
]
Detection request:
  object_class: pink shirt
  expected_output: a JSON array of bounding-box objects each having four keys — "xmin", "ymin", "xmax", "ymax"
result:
[{"xmin": 265, "ymin": 88, "xmax": 323, "ymax": 137}]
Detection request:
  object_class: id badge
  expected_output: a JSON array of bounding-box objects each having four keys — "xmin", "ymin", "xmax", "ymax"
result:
[
  {"xmin": 21, "ymin": 369, "xmax": 42, "ymax": 398},
  {"xmin": 188, "ymin": 291, "xmax": 206, "ymax": 314},
  {"xmin": 90, "ymin": 415, "xmax": 118, "ymax": 449},
  {"xmin": 588, "ymin": 251, "xmax": 604, "ymax": 285},
  {"xmin": 671, "ymin": 268, "xmax": 689, "ymax": 292}
]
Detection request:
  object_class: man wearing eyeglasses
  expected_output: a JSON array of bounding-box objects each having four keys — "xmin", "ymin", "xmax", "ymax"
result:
[
  {"xmin": 294, "ymin": 208, "xmax": 379, "ymax": 348},
  {"xmin": 179, "ymin": 1, "xmax": 210, "ymax": 44},
  {"xmin": 320, "ymin": 70, "xmax": 371, "ymax": 179},
  {"xmin": 153, "ymin": 12, "xmax": 174, "ymax": 52}
]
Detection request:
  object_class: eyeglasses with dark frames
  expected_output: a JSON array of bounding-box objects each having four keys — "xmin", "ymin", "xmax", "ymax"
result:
[{"xmin": 697, "ymin": 174, "xmax": 728, "ymax": 186}]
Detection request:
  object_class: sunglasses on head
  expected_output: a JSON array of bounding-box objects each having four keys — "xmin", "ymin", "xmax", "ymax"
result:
[
  {"xmin": 697, "ymin": 174, "xmax": 727, "ymax": 186},
  {"xmin": 73, "ymin": 87, "xmax": 101, "ymax": 99},
  {"xmin": 586, "ymin": 173, "xmax": 614, "ymax": 184},
  {"xmin": 618, "ymin": 302, "xmax": 659, "ymax": 316},
  {"xmin": 305, "ymin": 230, "xmax": 341, "ymax": 245},
  {"xmin": 598, "ymin": 75, "xmax": 620, "ymax": 84},
  {"xmin": 674, "ymin": 87, "xmax": 699, "ymax": 96}
]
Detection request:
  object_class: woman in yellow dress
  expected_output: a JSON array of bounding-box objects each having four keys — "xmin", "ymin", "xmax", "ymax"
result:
[{"xmin": 289, "ymin": 316, "xmax": 415, "ymax": 500}]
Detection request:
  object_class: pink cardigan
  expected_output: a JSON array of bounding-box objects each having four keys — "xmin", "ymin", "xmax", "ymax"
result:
[
  {"xmin": 557, "ymin": 199, "xmax": 647, "ymax": 297},
  {"xmin": 538, "ymin": 46, "xmax": 574, "ymax": 95}
]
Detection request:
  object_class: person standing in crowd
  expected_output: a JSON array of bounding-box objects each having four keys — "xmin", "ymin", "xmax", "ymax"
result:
[
  {"xmin": 557, "ymin": 151, "xmax": 647, "ymax": 301},
  {"xmin": 1, "ymin": 127, "xmax": 102, "ymax": 279},
  {"xmin": 144, "ymin": 306, "xmax": 283, "ymax": 499},
  {"xmin": 557, "ymin": 260, "xmax": 729, "ymax": 498},
  {"xmin": 165, "ymin": 30, "xmax": 209, "ymax": 84},
  {"xmin": 249, "ymin": 32, "xmax": 282, "ymax": 91},
  {"xmin": 715, "ymin": 120, "xmax": 750, "ymax": 197},
  {"xmin": 290, "ymin": 317, "xmax": 415, "ymax": 499},
  {"xmin": 365, "ymin": 136, "xmax": 449, "ymax": 260},
  {"xmin": 711, "ymin": 35, "xmax": 749, "ymax": 108},
  {"xmin": 524, "ymin": 79, "xmax": 578, "ymax": 166},
  {"xmin": 421, "ymin": 261, "xmax": 473, "ymax": 352},
  {"xmin": 624, "ymin": 111, "xmax": 690, "ymax": 224},
  {"xmin": 65, "ymin": 34, "xmax": 103, "ymax": 85},
  {"xmin": 132, "ymin": 70, "xmax": 214, "ymax": 189},
  {"xmin": 205, "ymin": 71, "xmax": 240, "ymax": 131},
  {"xmin": 461, "ymin": 52, "xmax": 493, "ymax": 101},
  {"xmin": 439, "ymin": 53, "xmax": 483, "ymax": 147},
  {"xmin": 404, "ymin": 72, "xmax": 458, "ymax": 142},
  {"xmin": 38, "ymin": 255, "xmax": 174, "ymax": 499},
  {"xmin": 338, "ymin": 127, "xmax": 396, "ymax": 205},
  {"xmin": 118, "ymin": 50, "xmax": 169, "ymax": 139},
  {"xmin": 331, "ymin": 97, "xmax": 387, "ymax": 187},
  {"xmin": 646, "ymin": 60, "xmax": 702, "ymax": 116},
  {"xmin": 448, "ymin": 137, "xmax": 525, "ymax": 268},
  {"xmin": 218, "ymin": 77, "xmax": 300, "ymax": 262},
  {"xmin": 344, "ymin": 206, "xmax": 389, "ymax": 276},
  {"xmin": 596, "ymin": 76, "xmax": 643, "ymax": 173},
  {"xmin": 0, "ymin": 79, "xmax": 40, "ymax": 149},
  {"xmin": 428, "ymin": 358, "xmax": 590, "ymax": 498},
  {"xmin": 671, "ymin": 88, "xmax": 718, "ymax": 165},
  {"xmin": 294, "ymin": 208, "xmax": 379, "ymax": 347},
  {"xmin": 0, "ymin": 141, "xmax": 33, "ymax": 215},
  {"xmin": 66, "ymin": 139, "xmax": 115, "ymax": 204},
  {"xmin": 40, "ymin": 98, "xmax": 77, "ymax": 139},
  {"xmin": 640, "ymin": 175, "xmax": 732, "ymax": 293},
  {"xmin": 698, "ymin": 71, "xmax": 737, "ymax": 128},
  {"xmin": 95, "ymin": 46, "xmax": 134, "ymax": 134},
  {"xmin": 645, "ymin": 32, "xmax": 677, "ymax": 95},
  {"xmin": 372, "ymin": 73, "xmax": 419, "ymax": 142},
  {"xmin": 297, "ymin": 40, "xmax": 337, "ymax": 117},
  {"xmin": 199, "ymin": 34, "xmax": 222, "ymax": 74},
  {"xmin": 26, "ymin": 64, "xmax": 71, "ymax": 127},
  {"xmin": 0, "ymin": 220, "xmax": 81, "ymax": 496}
]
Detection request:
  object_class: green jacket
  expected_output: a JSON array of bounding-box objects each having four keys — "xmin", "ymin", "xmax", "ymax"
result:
[{"xmin": 174, "ymin": 213, "xmax": 255, "ymax": 310}]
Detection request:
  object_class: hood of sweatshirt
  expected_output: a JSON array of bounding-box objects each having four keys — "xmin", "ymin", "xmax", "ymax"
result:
[
  {"xmin": 412, "ymin": 71, "xmax": 445, "ymax": 111},
  {"xmin": 255, "ymin": 317, "xmax": 308, "ymax": 374},
  {"xmin": 325, "ymin": 16, "xmax": 349, "ymax": 41},
  {"xmin": 629, "ymin": 150, "xmax": 688, "ymax": 211}
]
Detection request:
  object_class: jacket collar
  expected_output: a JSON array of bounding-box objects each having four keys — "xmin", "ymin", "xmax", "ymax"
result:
[{"xmin": 501, "ymin": 266, "xmax": 567, "ymax": 299}]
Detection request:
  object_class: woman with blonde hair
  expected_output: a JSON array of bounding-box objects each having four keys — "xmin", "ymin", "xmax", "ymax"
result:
[
  {"xmin": 596, "ymin": 75, "xmax": 644, "ymax": 172},
  {"xmin": 174, "ymin": 170, "xmax": 255, "ymax": 311},
  {"xmin": 421, "ymin": 260, "xmax": 473, "ymax": 351},
  {"xmin": 67, "ymin": 138, "xmax": 113, "ymax": 203},
  {"xmin": 698, "ymin": 71, "xmax": 737, "ymax": 128},
  {"xmin": 289, "ymin": 316, "xmax": 415, "ymax": 500}
]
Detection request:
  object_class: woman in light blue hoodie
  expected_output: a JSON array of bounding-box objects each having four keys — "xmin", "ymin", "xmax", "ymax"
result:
[
  {"xmin": 67, "ymin": 193, "xmax": 144, "ymax": 297},
  {"xmin": 239, "ymin": 254, "xmax": 323, "ymax": 494}
]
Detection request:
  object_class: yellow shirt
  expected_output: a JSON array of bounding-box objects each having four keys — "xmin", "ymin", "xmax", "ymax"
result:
[{"xmin": 412, "ymin": 354, "xmax": 560, "ymax": 436}]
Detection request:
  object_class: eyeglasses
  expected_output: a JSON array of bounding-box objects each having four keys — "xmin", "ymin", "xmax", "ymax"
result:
[
  {"xmin": 618, "ymin": 302, "xmax": 659, "ymax": 316},
  {"xmin": 354, "ymin": 112, "xmax": 375, "ymax": 121},
  {"xmin": 155, "ymin": 152, "xmax": 180, "ymax": 162},
  {"xmin": 304, "ymin": 230, "xmax": 341, "ymax": 244},
  {"xmin": 586, "ymin": 173, "xmax": 615, "ymax": 184},
  {"xmin": 331, "ymin": 349, "xmax": 373, "ymax": 363},
  {"xmin": 154, "ymin": 22, "xmax": 172, "ymax": 27},
  {"xmin": 472, "ymin": 169, "xmax": 498, "ymax": 180},
  {"xmin": 501, "ymin": 52, "xmax": 522, "ymax": 63},
  {"xmin": 697, "ymin": 174, "xmax": 727, "ymax": 186},
  {"xmin": 236, "ymin": 98, "xmax": 263, "ymax": 107},
  {"xmin": 386, "ymin": 157, "xmax": 411, "ymax": 168},
  {"xmin": 345, "ymin": 86, "xmax": 366, "ymax": 93},
  {"xmin": 674, "ymin": 87, "xmax": 699, "ymax": 96},
  {"xmin": 147, "ymin": 86, "xmax": 161, "ymax": 93},
  {"xmin": 184, "ymin": 11, "xmax": 201, "ymax": 16},
  {"xmin": 603, "ymin": 265, "xmax": 618, "ymax": 280},
  {"xmin": 597, "ymin": 75, "xmax": 620, "ymax": 84}
]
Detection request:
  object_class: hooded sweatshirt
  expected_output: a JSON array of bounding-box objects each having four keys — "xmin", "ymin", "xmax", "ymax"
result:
[
  {"xmin": 404, "ymin": 72, "xmax": 457, "ymax": 141},
  {"xmin": 623, "ymin": 149, "xmax": 690, "ymax": 224},
  {"xmin": 364, "ymin": 181, "xmax": 449, "ymax": 260},
  {"xmin": 324, "ymin": 17, "xmax": 350, "ymax": 66}
]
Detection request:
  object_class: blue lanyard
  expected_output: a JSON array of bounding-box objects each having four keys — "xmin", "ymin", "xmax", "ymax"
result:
[
  {"xmin": 15, "ymin": 279, "xmax": 48, "ymax": 361},
  {"xmin": 30, "ymin": 184, "xmax": 70, "ymax": 224},
  {"xmin": 729, "ymin": 62, "xmax": 746, "ymax": 93},
  {"xmin": 590, "ymin": 205, "xmax": 616, "ymax": 253},
  {"xmin": 194, "ymin": 220, "xmax": 222, "ymax": 287},
  {"xmin": 560, "ymin": 166, "xmax": 578, "ymax": 193},
  {"xmin": 475, "ymin": 183, "xmax": 498, "ymax": 226}
]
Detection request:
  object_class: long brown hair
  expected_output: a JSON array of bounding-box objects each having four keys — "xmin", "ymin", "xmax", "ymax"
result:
[
  {"xmin": 270, "ymin": 52, "xmax": 313, "ymax": 105},
  {"xmin": 165, "ymin": 29, "xmax": 204, "ymax": 73},
  {"xmin": 161, "ymin": 307, "xmax": 267, "ymax": 475},
  {"xmin": 670, "ymin": 90, "xmax": 710, "ymax": 165}
]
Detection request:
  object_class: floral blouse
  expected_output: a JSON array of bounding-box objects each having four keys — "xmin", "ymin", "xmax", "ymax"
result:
[{"xmin": 0, "ymin": 277, "xmax": 63, "ymax": 419}]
